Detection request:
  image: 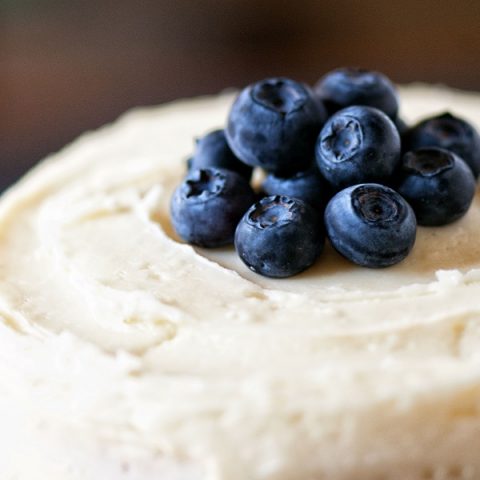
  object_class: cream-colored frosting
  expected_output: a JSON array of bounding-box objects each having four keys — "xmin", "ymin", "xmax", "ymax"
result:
[{"xmin": 2, "ymin": 86, "xmax": 480, "ymax": 480}]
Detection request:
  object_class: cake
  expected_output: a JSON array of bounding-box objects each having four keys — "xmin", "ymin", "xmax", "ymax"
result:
[{"xmin": 1, "ymin": 85, "xmax": 480, "ymax": 480}]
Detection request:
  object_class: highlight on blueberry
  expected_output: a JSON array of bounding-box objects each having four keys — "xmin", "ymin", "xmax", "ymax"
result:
[
  {"xmin": 397, "ymin": 148, "xmax": 476, "ymax": 226},
  {"xmin": 235, "ymin": 195, "xmax": 324, "ymax": 278},
  {"xmin": 315, "ymin": 106, "xmax": 401, "ymax": 190},
  {"xmin": 403, "ymin": 112, "xmax": 480, "ymax": 178},
  {"xmin": 226, "ymin": 77, "xmax": 327, "ymax": 173},
  {"xmin": 170, "ymin": 168, "xmax": 255, "ymax": 247},
  {"xmin": 314, "ymin": 67, "xmax": 399, "ymax": 120},
  {"xmin": 325, "ymin": 183, "xmax": 416, "ymax": 268},
  {"xmin": 189, "ymin": 129, "xmax": 252, "ymax": 179},
  {"xmin": 262, "ymin": 165, "xmax": 331, "ymax": 212}
]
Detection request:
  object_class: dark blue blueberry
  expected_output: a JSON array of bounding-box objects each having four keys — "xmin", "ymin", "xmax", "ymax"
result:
[
  {"xmin": 262, "ymin": 165, "xmax": 331, "ymax": 212},
  {"xmin": 325, "ymin": 184, "xmax": 416, "ymax": 268},
  {"xmin": 170, "ymin": 168, "xmax": 255, "ymax": 247},
  {"xmin": 235, "ymin": 195, "xmax": 324, "ymax": 278},
  {"xmin": 315, "ymin": 106, "xmax": 401, "ymax": 190},
  {"xmin": 226, "ymin": 77, "xmax": 327, "ymax": 173},
  {"xmin": 314, "ymin": 67, "xmax": 399, "ymax": 119},
  {"xmin": 397, "ymin": 148, "xmax": 476, "ymax": 226},
  {"xmin": 403, "ymin": 112, "xmax": 480, "ymax": 178},
  {"xmin": 189, "ymin": 129, "xmax": 252, "ymax": 179}
]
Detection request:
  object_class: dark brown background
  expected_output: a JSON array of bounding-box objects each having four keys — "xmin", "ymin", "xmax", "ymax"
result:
[{"xmin": 1, "ymin": 0, "xmax": 480, "ymax": 191}]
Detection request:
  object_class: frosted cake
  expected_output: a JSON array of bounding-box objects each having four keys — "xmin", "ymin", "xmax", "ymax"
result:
[{"xmin": 1, "ymin": 85, "xmax": 480, "ymax": 479}]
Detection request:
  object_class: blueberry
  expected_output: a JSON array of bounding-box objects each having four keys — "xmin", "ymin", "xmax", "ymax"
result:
[
  {"xmin": 226, "ymin": 77, "xmax": 327, "ymax": 173},
  {"xmin": 314, "ymin": 67, "xmax": 399, "ymax": 119},
  {"xmin": 397, "ymin": 148, "xmax": 476, "ymax": 226},
  {"xmin": 235, "ymin": 195, "xmax": 324, "ymax": 278},
  {"xmin": 403, "ymin": 112, "xmax": 480, "ymax": 178},
  {"xmin": 262, "ymin": 165, "xmax": 331, "ymax": 212},
  {"xmin": 189, "ymin": 129, "xmax": 252, "ymax": 179},
  {"xmin": 315, "ymin": 106, "xmax": 401, "ymax": 190},
  {"xmin": 170, "ymin": 168, "xmax": 255, "ymax": 247},
  {"xmin": 325, "ymin": 184, "xmax": 416, "ymax": 268}
]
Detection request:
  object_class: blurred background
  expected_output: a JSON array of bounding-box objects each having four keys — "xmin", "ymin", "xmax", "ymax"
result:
[{"xmin": 1, "ymin": 0, "xmax": 480, "ymax": 191}]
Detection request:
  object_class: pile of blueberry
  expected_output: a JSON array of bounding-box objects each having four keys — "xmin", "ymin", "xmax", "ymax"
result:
[{"xmin": 171, "ymin": 68, "xmax": 480, "ymax": 278}]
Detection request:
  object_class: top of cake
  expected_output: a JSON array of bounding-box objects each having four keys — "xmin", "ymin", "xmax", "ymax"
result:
[{"xmin": 2, "ymin": 84, "xmax": 480, "ymax": 479}]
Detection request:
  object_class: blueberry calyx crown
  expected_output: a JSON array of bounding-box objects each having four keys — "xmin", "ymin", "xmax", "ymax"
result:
[
  {"xmin": 183, "ymin": 168, "xmax": 226, "ymax": 200},
  {"xmin": 251, "ymin": 78, "xmax": 308, "ymax": 115},
  {"xmin": 321, "ymin": 116, "xmax": 362, "ymax": 163},
  {"xmin": 403, "ymin": 148, "xmax": 453, "ymax": 177},
  {"xmin": 248, "ymin": 195, "xmax": 298, "ymax": 229},
  {"xmin": 351, "ymin": 184, "xmax": 405, "ymax": 227}
]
